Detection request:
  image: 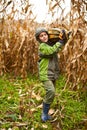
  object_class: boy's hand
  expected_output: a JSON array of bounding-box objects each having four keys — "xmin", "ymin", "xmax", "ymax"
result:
[
  {"xmin": 58, "ymin": 30, "xmax": 67, "ymax": 45},
  {"xmin": 62, "ymin": 30, "xmax": 68, "ymax": 44}
]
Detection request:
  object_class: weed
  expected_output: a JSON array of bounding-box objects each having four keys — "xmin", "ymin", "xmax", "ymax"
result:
[{"xmin": 0, "ymin": 74, "xmax": 86, "ymax": 130}]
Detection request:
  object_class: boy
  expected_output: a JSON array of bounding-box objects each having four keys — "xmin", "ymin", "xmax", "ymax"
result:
[{"xmin": 35, "ymin": 27, "xmax": 67, "ymax": 122}]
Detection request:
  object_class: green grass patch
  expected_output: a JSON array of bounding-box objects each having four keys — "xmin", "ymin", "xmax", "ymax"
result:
[{"xmin": 0, "ymin": 74, "xmax": 86, "ymax": 130}]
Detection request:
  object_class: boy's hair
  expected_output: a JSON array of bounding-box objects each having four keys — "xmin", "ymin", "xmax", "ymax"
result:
[{"xmin": 35, "ymin": 27, "xmax": 48, "ymax": 41}]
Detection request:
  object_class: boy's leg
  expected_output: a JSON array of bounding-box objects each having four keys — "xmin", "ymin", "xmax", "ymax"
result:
[
  {"xmin": 43, "ymin": 80, "xmax": 55, "ymax": 104},
  {"xmin": 41, "ymin": 80, "xmax": 55, "ymax": 122}
]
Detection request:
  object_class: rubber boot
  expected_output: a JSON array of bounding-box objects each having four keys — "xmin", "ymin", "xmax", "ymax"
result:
[{"xmin": 41, "ymin": 102, "xmax": 52, "ymax": 122}]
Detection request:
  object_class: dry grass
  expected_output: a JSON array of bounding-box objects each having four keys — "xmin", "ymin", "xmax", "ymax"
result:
[
  {"xmin": 0, "ymin": 0, "xmax": 87, "ymax": 89},
  {"xmin": 0, "ymin": 19, "xmax": 39, "ymax": 77},
  {"xmin": 59, "ymin": 18, "xmax": 87, "ymax": 89}
]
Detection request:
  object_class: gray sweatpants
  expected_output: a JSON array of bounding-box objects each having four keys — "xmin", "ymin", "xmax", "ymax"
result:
[{"xmin": 42, "ymin": 80, "xmax": 56, "ymax": 104}]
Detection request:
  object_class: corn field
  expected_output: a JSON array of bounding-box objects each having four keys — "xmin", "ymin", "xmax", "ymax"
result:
[
  {"xmin": 0, "ymin": 19, "xmax": 39, "ymax": 77},
  {"xmin": 0, "ymin": 0, "xmax": 87, "ymax": 89}
]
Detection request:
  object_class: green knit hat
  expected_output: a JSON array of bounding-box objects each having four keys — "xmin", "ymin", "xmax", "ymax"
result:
[{"xmin": 35, "ymin": 27, "xmax": 48, "ymax": 40}]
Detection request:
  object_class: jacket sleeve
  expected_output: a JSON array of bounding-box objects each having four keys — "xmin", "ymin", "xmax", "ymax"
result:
[{"xmin": 39, "ymin": 42, "xmax": 62, "ymax": 55}]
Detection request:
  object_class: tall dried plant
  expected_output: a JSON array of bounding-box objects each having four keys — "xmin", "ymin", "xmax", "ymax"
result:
[
  {"xmin": 0, "ymin": 0, "xmax": 87, "ymax": 88},
  {"xmin": 58, "ymin": 0, "xmax": 87, "ymax": 89}
]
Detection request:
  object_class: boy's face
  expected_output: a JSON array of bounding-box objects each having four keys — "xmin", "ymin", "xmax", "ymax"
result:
[{"xmin": 39, "ymin": 32, "xmax": 48, "ymax": 43}]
